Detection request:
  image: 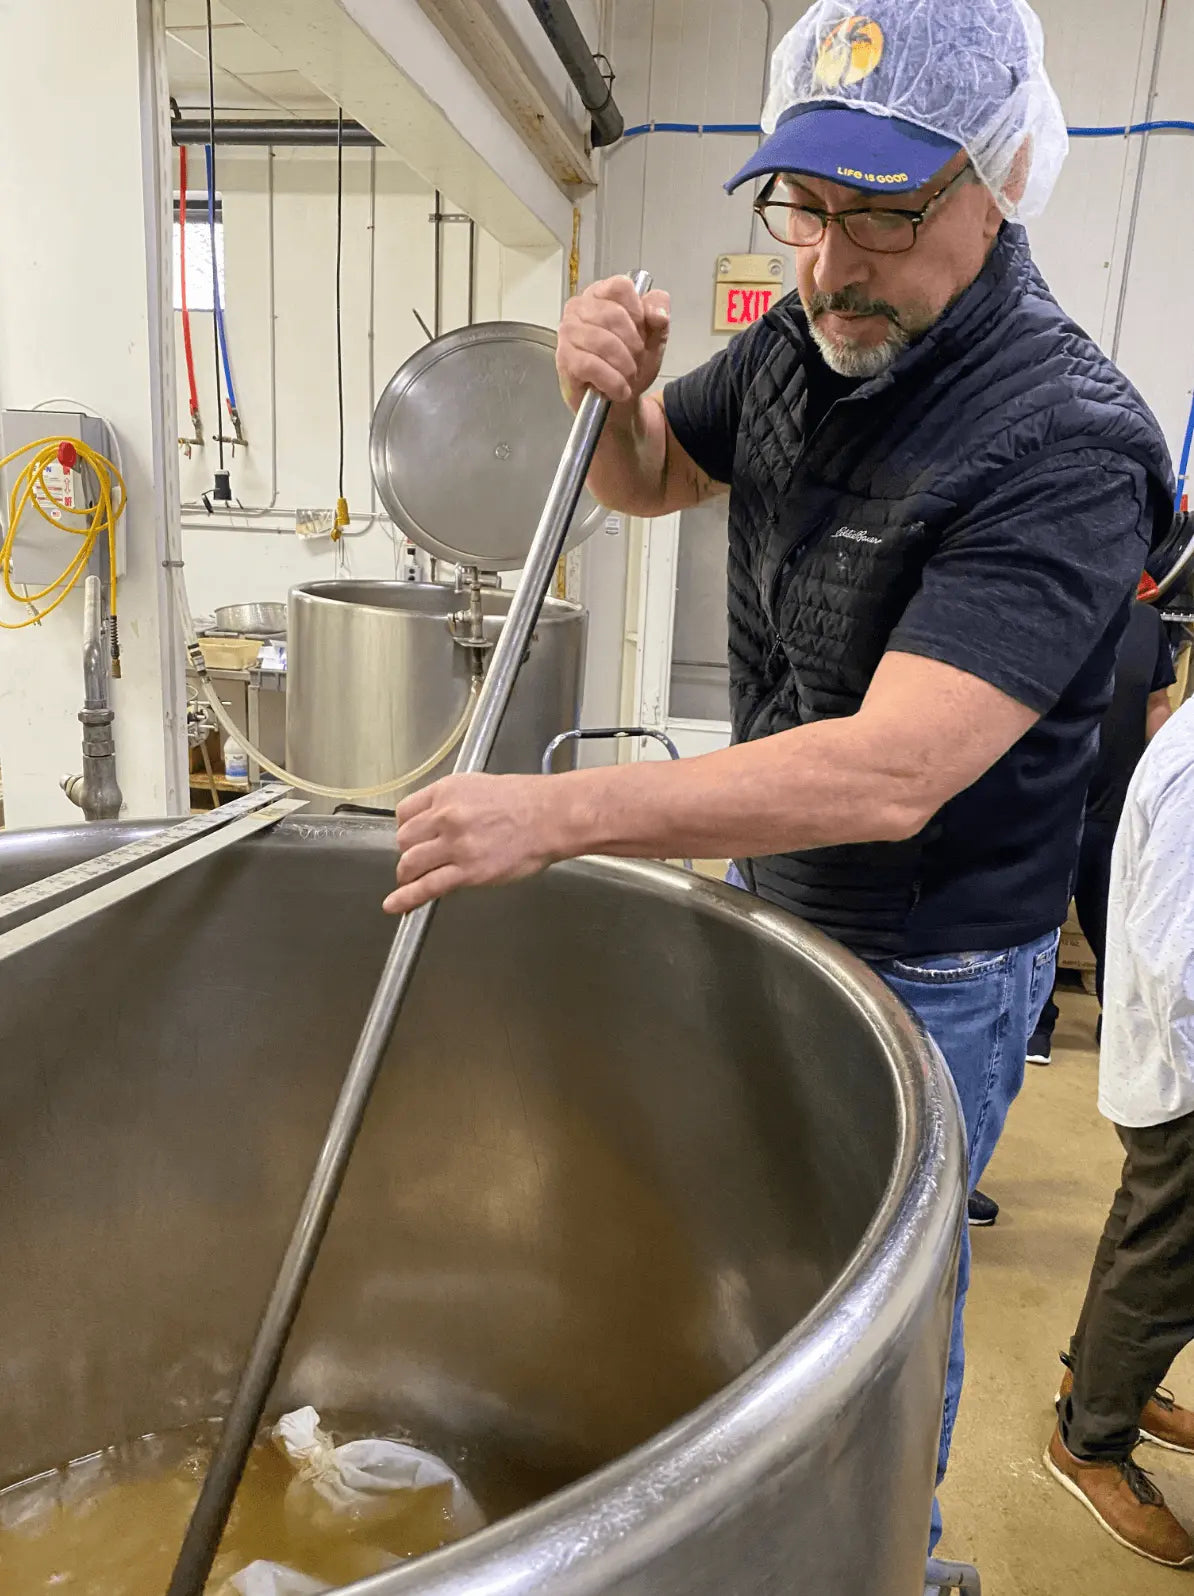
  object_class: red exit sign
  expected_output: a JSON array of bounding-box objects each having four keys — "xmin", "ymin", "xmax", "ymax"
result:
[
  {"xmin": 718, "ymin": 285, "xmax": 775, "ymax": 327},
  {"xmin": 713, "ymin": 253, "xmax": 784, "ymax": 334}
]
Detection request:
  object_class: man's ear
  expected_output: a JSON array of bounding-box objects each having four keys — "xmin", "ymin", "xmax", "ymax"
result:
[{"xmin": 1000, "ymin": 136, "xmax": 1031, "ymax": 212}]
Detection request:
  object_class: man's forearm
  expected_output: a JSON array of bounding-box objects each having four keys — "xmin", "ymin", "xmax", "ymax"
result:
[
  {"xmin": 546, "ymin": 717, "xmax": 932, "ymax": 864},
  {"xmin": 542, "ymin": 650, "xmax": 1038, "ymax": 864},
  {"xmin": 584, "ymin": 395, "xmax": 667, "ymax": 515},
  {"xmin": 386, "ymin": 652, "xmax": 1040, "ymax": 915},
  {"xmin": 585, "ymin": 394, "xmax": 726, "ymax": 517}
]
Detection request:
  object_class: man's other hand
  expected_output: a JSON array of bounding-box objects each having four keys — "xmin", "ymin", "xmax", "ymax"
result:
[{"xmin": 384, "ymin": 773, "xmax": 569, "ymax": 915}]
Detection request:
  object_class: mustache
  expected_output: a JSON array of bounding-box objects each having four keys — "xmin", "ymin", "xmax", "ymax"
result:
[{"xmin": 807, "ymin": 286, "xmax": 902, "ymax": 326}]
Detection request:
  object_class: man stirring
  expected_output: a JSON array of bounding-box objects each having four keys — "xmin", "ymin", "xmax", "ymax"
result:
[{"xmin": 385, "ymin": 0, "xmax": 1174, "ymax": 1554}]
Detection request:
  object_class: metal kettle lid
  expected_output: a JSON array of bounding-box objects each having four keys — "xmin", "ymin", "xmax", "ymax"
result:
[{"xmin": 369, "ymin": 321, "xmax": 605, "ymax": 571}]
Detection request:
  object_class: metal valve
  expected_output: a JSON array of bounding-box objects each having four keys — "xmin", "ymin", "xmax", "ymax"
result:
[{"xmin": 447, "ymin": 565, "xmax": 500, "ymax": 676}]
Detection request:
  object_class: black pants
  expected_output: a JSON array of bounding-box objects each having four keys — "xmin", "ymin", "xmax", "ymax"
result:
[
  {"xmin": 1060, "ymin": 1109, "xmax": 1194, "ymax": 1461},
  {"xmin": 1033, "ymin": 816, "xmax": 1117, "ymax": 1043}
]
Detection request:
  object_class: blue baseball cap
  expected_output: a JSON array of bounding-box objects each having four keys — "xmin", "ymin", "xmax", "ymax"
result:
[
  {"xmin": 725, "ymin": 0, "xmax": 1068, "ymax": 220},
  {"xmin": 727, "ymin": 103, "xmax": 959, "ymax": 196}
]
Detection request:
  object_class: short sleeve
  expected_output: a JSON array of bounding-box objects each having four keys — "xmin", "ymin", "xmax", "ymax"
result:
[
  {"xmin": 888, "ymin": 454, "xmax": 1153, "ymax": 714},
  {"xmin": 1098, "ymin": 710, "xmax": 1194, "ymax": 1124},
  {"xmin": 1112, "ymin": 729, "xmax": 1194, "ymax": 1050},
  {"xmin": 662, "ymin": 317, "xmax": 778, "ymax": 487}
]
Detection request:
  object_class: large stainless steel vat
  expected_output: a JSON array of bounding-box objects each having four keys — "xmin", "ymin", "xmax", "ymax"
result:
[
  {"xmin": 0, "ymin": 819, "xmax": 964, "ymax": 1595},
  {"xmin": 286, "ymin": 582, "xmax": 586, "ymax": 813}
]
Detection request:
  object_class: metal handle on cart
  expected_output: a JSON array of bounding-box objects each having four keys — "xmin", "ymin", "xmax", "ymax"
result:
[
  {"xmin": 541, "ymin": 724, "xmax": 682, "ymax": 771},
  {"xmin": 542, "ymin": 726, "xmax": 693, "ymax": 872},
  {"xmin": 165, "ymin": 278, "xmax": 655, "ymax": 1596}
]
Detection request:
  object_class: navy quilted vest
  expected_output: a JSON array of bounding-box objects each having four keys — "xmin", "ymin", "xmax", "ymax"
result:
[{"xmin": 726, "ymin": 225, "xmax": 1174, "ymax": 957}]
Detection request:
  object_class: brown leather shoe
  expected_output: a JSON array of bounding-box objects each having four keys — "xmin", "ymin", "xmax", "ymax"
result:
[
  {"xmin": 1044, "ymin": 1425, "xmax": 1194, "ymax": 1567},
  {"xmin": 1058, "ymin": 1367, "xmax": 1194, "ymax": 1455}
]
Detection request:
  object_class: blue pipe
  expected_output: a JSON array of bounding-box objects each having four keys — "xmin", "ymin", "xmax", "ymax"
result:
[
  {"xmin": 204, "ymin": 144, "xmax": 239, "ymax": 414},
  {"xmin": 624, "ymin": 121, "xmax": 754, "ymax": 137},
  {"xmin": 623, "ymin": 118, "xmax": 1194, "ymax": 140},
  {"xmin": 1176, "ymin": 389, "xmax": 1194, "ymax": 509},
  {"xmin": 1069, "ymin": 120, "xmax": 1194, "ymax": 136},
  {"xmin": 624, "ymin": 121, "xmax": 763, "ymax": 136}
]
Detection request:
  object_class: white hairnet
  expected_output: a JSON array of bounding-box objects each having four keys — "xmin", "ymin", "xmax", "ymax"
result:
[{"xmin": 761, "ymin": 0, "xmax": 1068, "ymax": 219}]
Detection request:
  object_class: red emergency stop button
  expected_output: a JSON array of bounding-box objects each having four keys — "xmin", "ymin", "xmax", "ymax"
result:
[{"xmin": 57, "ymin": 441, "xmax": 78, "ymax": 470}]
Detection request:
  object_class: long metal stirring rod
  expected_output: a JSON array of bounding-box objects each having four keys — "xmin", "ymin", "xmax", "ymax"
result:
[{"xmin": 165, "ymin": 270, "xmax": 652, "ymax": 1596}]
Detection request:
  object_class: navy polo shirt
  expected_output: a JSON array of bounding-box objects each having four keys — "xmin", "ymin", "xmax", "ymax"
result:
[{"xmin": 665, "ymin": 332, "xmax": 1157, "ymax": 956}]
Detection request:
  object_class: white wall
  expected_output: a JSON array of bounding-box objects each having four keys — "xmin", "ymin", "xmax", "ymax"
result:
[
  {"xmin": 1103, "ymin": 0, "xmax": 1194, "ymax": 466},
  {"xmin": 598, "ymin": 0, "xmax": 778, "ymax": 383},
  {"xmin": 1025, "ymin": 0, "xmax": 1161, "ymax": 352},
  {"xmin": 0, "ymin": 0, "xmax": 185, "ymax": 829},
  {"xmin": 174, "ymin": 145, "xmax": 567, "ymax": 615}
]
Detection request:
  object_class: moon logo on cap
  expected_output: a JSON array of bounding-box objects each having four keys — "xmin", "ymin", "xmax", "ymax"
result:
[{"xmin": 815, "ymin": 16, "xmax": 885, "ymax": 89}]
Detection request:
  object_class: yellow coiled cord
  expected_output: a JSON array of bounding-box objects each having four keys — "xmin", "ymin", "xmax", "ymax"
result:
[{"xmin": 0, "ymin": 435, "xmax": 126, "ymax": 639}]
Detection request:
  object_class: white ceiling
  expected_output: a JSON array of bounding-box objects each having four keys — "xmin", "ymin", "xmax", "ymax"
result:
[{"xmin": 165, "ymin": 0, "xmax": 339, "ymax": 116}]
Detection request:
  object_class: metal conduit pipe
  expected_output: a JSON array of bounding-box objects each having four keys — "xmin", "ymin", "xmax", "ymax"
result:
[
  {"xmin": 61, "ymin": 576, "xmax": 123, "ymax": 823},
  {"xmin": 1109, "ymin": 0, "xmax": 1168, "ymax": 362},
  {"xmin": 434, "ymin": 189, "xmax": 444, "ymax": 338},
  {"xmin": 171, "ymin": 118, "xmax": 380, "ymax": 147},
  {"xmin": 526, "ymin": 0, "xmax": 624, "ymax": 147}
]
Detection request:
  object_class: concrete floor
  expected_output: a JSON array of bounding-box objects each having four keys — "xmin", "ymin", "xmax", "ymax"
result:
[{"xmin": 937, "ymin": 984, "xmax": 1194, "ymax": 1593}]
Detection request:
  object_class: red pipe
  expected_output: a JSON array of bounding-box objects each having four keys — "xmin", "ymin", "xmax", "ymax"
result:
[{"xmin": 178, "ymin": 145, "xmax": 203, "ymax": 441}]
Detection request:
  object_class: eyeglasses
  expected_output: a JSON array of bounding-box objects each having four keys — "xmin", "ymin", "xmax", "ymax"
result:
[{"xmin": 753, "ymin": 165, "xmax": 972, "ymax": 255}]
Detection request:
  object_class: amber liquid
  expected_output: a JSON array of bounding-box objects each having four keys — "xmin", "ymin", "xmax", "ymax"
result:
[{"xmin": 0, "ymin": 1420, "xmax": 479, "ymax": 1595}]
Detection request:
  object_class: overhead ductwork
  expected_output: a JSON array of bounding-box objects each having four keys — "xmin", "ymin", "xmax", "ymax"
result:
[
  {"xmin": 526, "ymin": 0, "xmax": 623, "ymax": 148},
  {"xmin": 171, "ymin": 118, "xmax": 380, "ymax": 147}
]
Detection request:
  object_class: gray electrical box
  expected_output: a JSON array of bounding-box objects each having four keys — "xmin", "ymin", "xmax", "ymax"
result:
[{"xmin": 0, "ymin": 409, "xmax": 126, "ymax": 588}]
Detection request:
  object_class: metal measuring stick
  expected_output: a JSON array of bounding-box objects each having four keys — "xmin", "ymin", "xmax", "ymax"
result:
[{"xmin": 165, "ymin": 270, "xmax": 653, "ymax": 1596}]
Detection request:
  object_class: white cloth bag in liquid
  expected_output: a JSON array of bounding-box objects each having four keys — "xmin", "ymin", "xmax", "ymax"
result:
[
  {"xmin": 273, "ymin": 1406, "xmax": 483, "ymax": 1538},
  {"xmin": 227, "ymin": 1562, "xmax": 332, "ymax": 1596}
]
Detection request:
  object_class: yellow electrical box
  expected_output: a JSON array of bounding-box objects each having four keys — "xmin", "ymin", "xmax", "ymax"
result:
[{"xmin": 713, "ymin": 253, "xmax": 785, "ymax": 333}]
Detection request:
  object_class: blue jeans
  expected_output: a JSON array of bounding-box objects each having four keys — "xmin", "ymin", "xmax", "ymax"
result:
[
  {"xmin": 724, "ymin": 865, "xmax": 1057, "ymax": 1548},
  {"xmin": 873, "ymin": 932, "xmax": 1058, "ymax": 1550}
]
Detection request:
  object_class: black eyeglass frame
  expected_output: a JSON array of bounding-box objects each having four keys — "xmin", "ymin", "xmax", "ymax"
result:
[{"xmin": 753, "ymin": 163, "xmax": 972, "ymax": 255}]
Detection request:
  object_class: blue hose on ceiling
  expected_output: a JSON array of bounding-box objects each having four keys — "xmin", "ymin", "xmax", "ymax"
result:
[
  {"xmin": 1069, "ymin": 120, "xmax": 1194, "ymax": 136},
  {"xmin": 623, "ymin": 118, "xmax": 1194, "ymax": 139},
  {"xmin": 204, "ymin": 143, "xmax": 239, "ymax": 415},
  {"xmin": 1176, "ymin": 390, "xmax": 1194, "ymax": 510},
  {"xmin": 624, "ymin": 121, "xmax": 763, "ymax": 135}
]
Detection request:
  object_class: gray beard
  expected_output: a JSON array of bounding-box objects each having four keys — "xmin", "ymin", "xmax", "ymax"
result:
[{"xmin": 808, "ymin": 317, "xmax": 910, "ymax": 378}]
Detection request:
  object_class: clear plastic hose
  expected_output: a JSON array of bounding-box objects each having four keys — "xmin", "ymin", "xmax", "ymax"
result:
[{"xmin": 170, "ymin": 564, "xmax": 477, "ymax": 802}]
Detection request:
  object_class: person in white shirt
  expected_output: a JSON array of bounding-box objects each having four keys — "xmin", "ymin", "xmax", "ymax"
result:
[{"xmin": 1046, "ymin": 695, "xmax": 1194, "ymax": 1567}]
